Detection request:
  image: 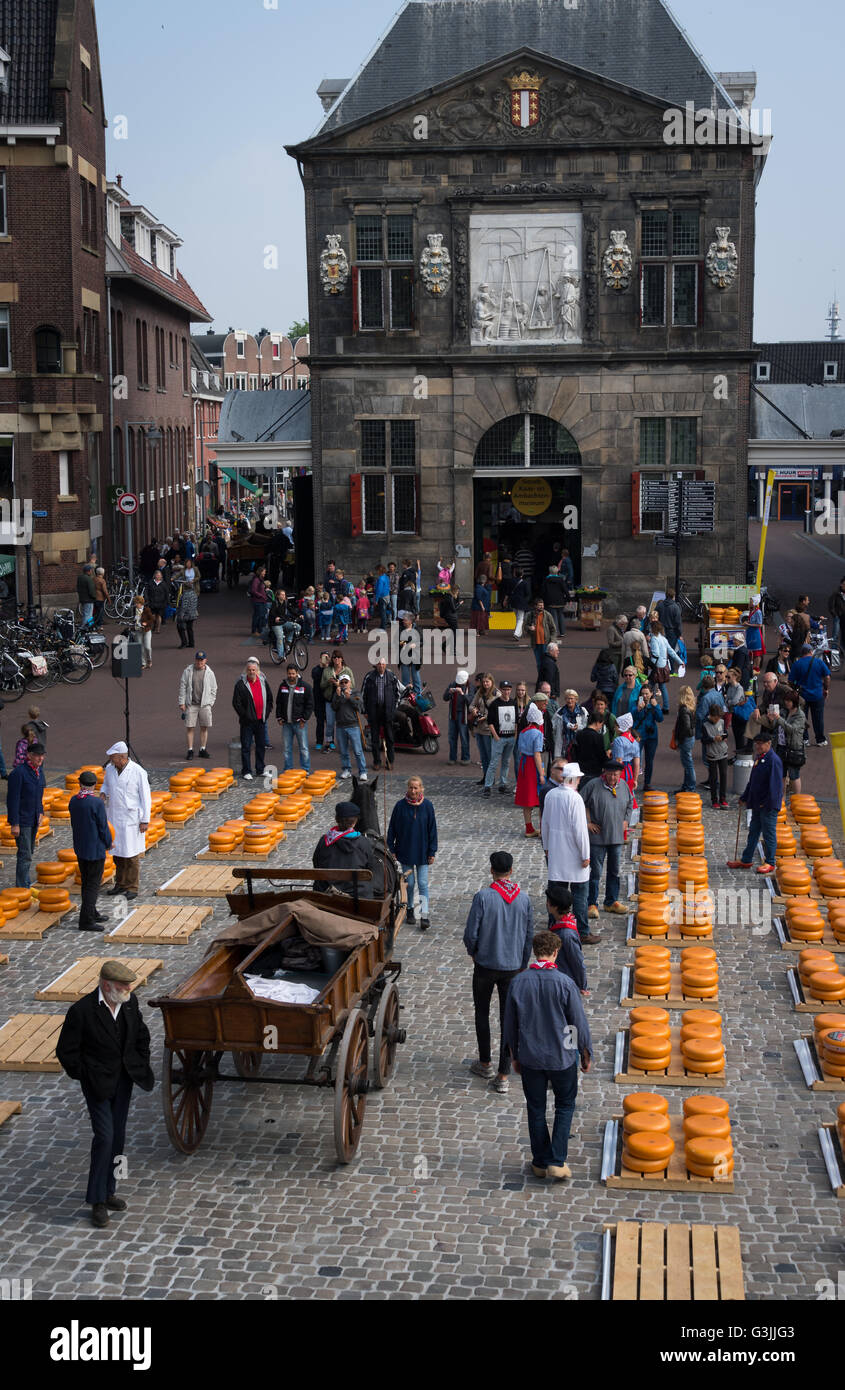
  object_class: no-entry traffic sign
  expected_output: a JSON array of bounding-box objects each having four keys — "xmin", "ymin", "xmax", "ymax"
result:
[{"xmin": 117, "ymin": 492, "xmax": 139, "ymax": 516}]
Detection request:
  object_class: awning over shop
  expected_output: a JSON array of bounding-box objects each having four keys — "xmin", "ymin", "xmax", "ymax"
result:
[{"xmin": 218, "ymin": 467, "xmax": 262, "ymax": 496}]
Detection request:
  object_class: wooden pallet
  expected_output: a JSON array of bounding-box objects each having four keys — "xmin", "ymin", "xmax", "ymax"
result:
[
  {"xmin": 818, "ymin": 1124, "xmax": 845, "ymax": 1198},
  {"xmin": 614, "ymin": 1027, "xmax": 725, "ymax": 1087},
  {"xmin": 774, "ymin": 913, "xmax": 845, "ymax": 953},
  {"xmin": 35, "ymin": 956, "xmax": 164, "ymax": 1002},
  {"xmin": 601, "ymin": 1116, "xmax": 735, "ymax": 1192},
  {"xmin": 602, "ymin": 1222, "xmax": 744, "ymax": 1301},
  {"xmin": 786, "ymin": 968, "xmax": 845, "ymax": 1013},
  {"xmin": 0, "ymin": 1014, "xmax": 64, "ymax": 1072},
  {"xmin": 196, "ymin": 843, "xmax": 285, "ymax": 862},
  {"xmin": 626, "ymin": 914, "xmax": 715, "ymax": 946},
  {"xmin": 157, "ymin": 866, "xmax": 244, "ymax": 898},
  {"xmin": 0, "ymin": 903, "xmax": 74, "ymax": 941},
  {"xmin": 793, "ymin": 1036, "xmax": 845, "ymax": 1092},
  {"xmin": 619, "ymin": 964, "xmax": 719, "ymax": 1011},
  {"xmin": 106, "ymin": 904, "xmax": 212, "ymax": 945},
  {"xmin": 0, "ymin": 1099, "xmax": 21, "ymax": 1129}
]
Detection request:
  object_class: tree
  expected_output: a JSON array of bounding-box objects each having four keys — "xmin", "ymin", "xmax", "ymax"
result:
[{"xmin": 288, "ymin": 319, "xmax": 309, "ymax": 343}]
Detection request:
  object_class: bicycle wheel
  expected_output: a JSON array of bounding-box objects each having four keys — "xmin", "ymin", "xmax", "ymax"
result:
[
  {"xmin": 269, "ymin": 641, "xmax": 283, "ymax": 665},
  {"xmin": 24, "ymin": 665, "xmax": 52, "ymax": 693},
  {"xmin": 0, "ymin": 667, "xmax": 25, "ymax": 700},
  {"xmin": 60, "ymin": 652, "xmax": 93, "ymax": 684},
  {"xmin": 291, "ymin": 638, "xmax": 308, "ymax": 672},
  {"xmin": 87, "ymin": 641, "xmax": 108, "ymax": 669}
]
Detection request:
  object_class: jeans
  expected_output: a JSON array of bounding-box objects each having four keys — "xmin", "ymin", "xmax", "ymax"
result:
[
  {"xmin": 319, "ymin": 619, "xmax": 332, "ymax": 640},
  {"xmin": 660, "ymin": 683, "xmax": 670, "ymax": 713},
  {"xmin": 240, "ymin": 719, "xmax": 266, "ymax": 775},
  {"xmin": 548, "ymin": 878, "xmax": 590, "ymax": 942},
  {"xmin": 588, "ymin": 842, "xmax": 622, "ymax": 908},
  {"xmin": 472, "ymin": 964, "xmax": 519, "ymax": 1074},
  {"xmin": 281, "ymin": 722, "xmax": 310, "ymax": 772},
  {"xmin": 448, "ymin": 718, "xmax": 469, "ymax": 761},
  {"xmin": 679, "ymin": 736, "xmax": 696, "ymax": 792},
  {"xmin": 336, "ymin": 724, "xmax": 366, "ymax": 777},
  {"xmin": 389, "ymin": 593, "xmax": 398, "ymax": 620},
  {"xmin": 484, "ymin": 736, "xmax": 515, "ymax": 788},
  {"xmin": 14, "ymin": 823, "xmax": 36, "ymax": 888},
  {"xmin": 82, "ymin": 1073, "xmax": 134, "ymax": 1206},
  {"xmin": 273, "ymin": 622, "xmax": 296, "ymax": 656},
  {"xmin": 370, "ymin": 712, "xmax": 395, "ymax": 766},
  {"xmin": 78, "ymin": 857, "xmax": 105, "ymax": 927},
  {"xmin": 805, "ymin": 698, "xmax": 825, "ymax": 742},
  {"xmin": 78, "ymin": 601, "xmax": 94, "ymax": 626},
  {"xmin": 324, "ymin": 704, "xmax": 336, "ymax": 744},
  {"xmin": 475, "ymin": 733, "xmax": 492, "ymax": 778},
  {"xmin": 378, "ymin": 597, "xmax": 391, "ymax": 629},
  {"xmin": 549, "ymin": 607, "xmax": 566, "ymax": 636},
  {"xmin": 251, "ymin": 601, "xmax": 269, "ymax": 634},
  {"xmin": 513, "ymin": 609, "xmax": 526, "ymax": 639},
  {"xmin": 93, "ymin": 600, "xmax": 104, "ymax": 627},
  {"xmin": 532, "ymin": 644, "xmax": 545, "ymax": 674},
  {"xmin": 520, "ymin": 1062, "xmax": 579, "ymax": 1168},
  {"xmin": 402, "ymin": 862, "xmax": 429, "ymax": 917},
  {"xmin": 741, "ymin": 806, "xmax": 778, "ymax": 865},
  {"xmin": 399, "ymin": 663, "xmax": 422, "ymax": 697},
  {"xmin": 641, "ymin": 736, "xmax": 657, "ymax": 791},
  {"xmin": 0, "ymin": 735, "xmax": 7, "ymax": 778}
]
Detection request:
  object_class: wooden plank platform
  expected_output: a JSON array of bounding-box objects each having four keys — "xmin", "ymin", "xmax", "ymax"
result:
[
  {"xmin": 0, "ymin": 1099, "xmax": 22, "ymax": 1129},
  {"xmin": 602, "ymin": 1222, "xmax": 745, "ymax": 1301},
  {"xmin": 792, "ymin": 1036, "xmax": 845, "ymax": 1092},
  {"xmin": 0, "ymin": 902, "xmax": 74, "ymax": 941},
  {"xmin": 196, "ymin": 843, "xmax": 285, "ymax": 862},
  {"xmin": 0, "ymin": 1014, "xmax": 64, "ymax": 1072},
  {"xmin": 157, "ymin": 866, "xmax": 244, "ymax": 898},
  {"xmin": 774, "ymin": 912, "xmax": 845, "ymax": 953},
  {"xmin": 35, "ymin": 956, "xmax": 164, "ymax": 1002},
  {"xmin": 614, "ymin": 1027, "xmax": 725, "ymax": 1087},
  {"xmin": 106, "ymin": 904, "xmax": 212, "ymax": 945},
  {"xmin": 619, "ymin": 963, "xmax": 719, "ymax": 1010},
  {"xmin": 818, "ymin": 1124, "xmax": 845, "ymax": 1199},
  {"xmin": 786, "ymin": 968, "xmax": 845, "ymax": 1013},
  {"xmin": 626, "ymin": 914, "xmax": 715, "ymax": 946},
  {"xmin": 602, "ymin": 1116, "xmax": 735, "ymax": 1192}
]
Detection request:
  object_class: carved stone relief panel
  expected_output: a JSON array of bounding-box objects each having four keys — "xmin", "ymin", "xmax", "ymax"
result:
[{"xmin": 469, "ymin": 211, "xmax": 583, "ymax": 345}]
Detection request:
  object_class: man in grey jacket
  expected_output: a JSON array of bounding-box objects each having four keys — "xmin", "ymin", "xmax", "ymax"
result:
[
  {"xmin": 463, "ymin": 850, "xmax": 534, "ymax": 1095},
  {"xmin": 582, "ymin": 760, "xmax": 632, "ymax": 917},
  {"xmin": 178, "ymin": 652, "xmax": 218, "ymax": 760}
]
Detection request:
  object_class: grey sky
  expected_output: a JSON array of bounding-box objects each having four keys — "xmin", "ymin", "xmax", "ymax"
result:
[{"xmin": 97, "ymin": 0, "xmax": 843, "ymax": 342}]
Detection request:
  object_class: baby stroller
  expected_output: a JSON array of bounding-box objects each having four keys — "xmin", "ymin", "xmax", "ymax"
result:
[{"xmin": 198, "ymin": 551, "xmax": 220, "ymax": 593}]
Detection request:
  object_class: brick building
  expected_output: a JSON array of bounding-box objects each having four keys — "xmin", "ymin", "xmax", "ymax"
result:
[
  {"xmin": 287, "ymin": 0, "xmax": 763, "ymax": 606},
  {"xmin": 0, "ymin": 0, "xmax": 109, "ymax": 605},
  {"xmin": 195, "ymin": 328, "xmax": 310, "ymax": 392},
  {"xmin": 105, "ymin": 178, "xmax": 211, "ymax": 555}
]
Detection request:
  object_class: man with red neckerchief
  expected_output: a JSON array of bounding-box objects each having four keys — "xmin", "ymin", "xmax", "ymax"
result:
[
  {"xmin": 545, "ymin": 884, "xmax": 587, "ymax": 993},
  {"xmin": 503, "ymin": 931, "xmax": 592, "ymax": 1181},
  {"xmin": 463, "ymin": 850, "xmax": 534, "ymax": 1095}
]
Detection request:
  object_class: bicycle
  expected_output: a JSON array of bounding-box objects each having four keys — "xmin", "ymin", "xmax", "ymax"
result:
[
  {"xmin": 677, "ymin": 580, "xmax": 704, "ymax": 625},
  {"xmin": 267, "ymin": 617, "xmax": 309, "ymax": 671}
]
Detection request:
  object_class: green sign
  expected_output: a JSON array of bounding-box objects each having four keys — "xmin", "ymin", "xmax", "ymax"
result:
[
  {"xmin": 107, "ymin": 485, "xmax": 126, "ymax": 505},
  {"xmin": 0, "ymin": 555, "xmax": 16, "ymax": 576}
]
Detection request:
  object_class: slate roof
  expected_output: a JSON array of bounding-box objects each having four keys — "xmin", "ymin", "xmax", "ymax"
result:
[
  {"xmin": 218, "ymin": 390, "xmax": 311, "ymax": 445},
  {"xmin": 193, "ymin": 333, "xmax": 227, "ymax": 361},
  {"xmin": 753, "ymin": 341, "xmax": 845, "ymax": 387},
  {"xmin": 107, "ymin": 235, "xmax": 212, "ymax": 322},
  {"xmin": 191, "ymin": 340, "xmax": 225, "ymax": 398},
  {"xmin": 316, "ymin": 0, "xmax": 729, "ymax": 136},
  {"xmin": 751, "ymin": 385, "xmax": 845, "ymax": 441},
  {"xmin": 0, "ymin": 0, "xmax": 58, "ymax": 125}
]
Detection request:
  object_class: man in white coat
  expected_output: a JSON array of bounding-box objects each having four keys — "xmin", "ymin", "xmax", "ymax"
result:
[
  {"xmin": 101, "ymin": 741, "xmax": 151, "ymax": 900},
  {"xmin": 541, "ymin": 762, "xmax": 600, "ymax": 945}
]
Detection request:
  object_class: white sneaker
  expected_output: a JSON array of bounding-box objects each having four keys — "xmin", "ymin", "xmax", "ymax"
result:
[
  {"xmin": 243, "ymin": 773, "xmax": 253, "ymax": 781},
  {"xmin": 360, "ymin": 773, "xmax": 368, "ymax": 782},
  {"xmin": 339, "ymin": 769, "xmax": 351, "ymax": 778}
]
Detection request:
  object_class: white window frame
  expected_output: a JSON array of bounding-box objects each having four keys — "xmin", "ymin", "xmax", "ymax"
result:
[
  {"xmin": 135, "ymin": 221, "xmax": 151, "ymax": 261},
  {"xmin": 297, "ymin": 375, "xmax": 308, "ymax": 389},
  {"xmin": 236, "ymin": 338, "xmax": 245, "ymax": 358},
  {"xmin": 824, "ymin": 361, "xmax": 838, "ymax": 382},
  {"xmin": 248, "ymin": 374, "xmax": 258, "ymax": 390},
  {"xmin": 236, "ymin": 373, "xmax": 247, "ymax": 390},
  {"xmin": 756, "ymin": 362, "xmax": 771, "ymax": 382},
  {"xmin": 225, "ymin": 373, "xmax": 234, "ymax": 390},
  {"xmin": 392, "ymin": 474, "xmax": 416, "ymax": 534},
  {"xmin": 284, "ymin": 375, "xmax": 293, "ymax": 389},
  {"xmin": 155, "ymin": 235, "xmax": 171, "ymax": 276},
  {"xmin": 0, "ymin": 306, "xmax": 10, "ymax": 371}
]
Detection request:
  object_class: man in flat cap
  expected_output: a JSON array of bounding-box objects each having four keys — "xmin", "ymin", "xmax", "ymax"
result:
[
  {"xmin": 70, "ymin": 771, "xmax": 113, "ymax": 930},
  {"xmin": 56, "ymin": 961, "xmax": 154, "ymax": 1229},
  {"xmin": 100, "ymin": 742, "xmax": 151, "ymax": 900},
  {"xmin": 581, "ymin": 759, "xmax": 632, "ymax": 917},
  {"xmin": 312, "ymin": 800, "xmax": 378, "ymax": 898}
]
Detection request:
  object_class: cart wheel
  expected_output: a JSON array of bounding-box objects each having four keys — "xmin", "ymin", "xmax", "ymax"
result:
[
  {"xmin": 422, "ymin": 736, "xmax": 438, "ymax": 754},
  {"xmin": 372, "ymin": 981, "xmax": 405, "ymax": 1089},
  {"xmin": 232, "ymin": 1050, "xmax": 263, "ymax": 1078},
  {"xmin": 333, "ymin": 1009, "xmax": 369, "ymax": 1163},
  {"xmin": 162, "ymin": 1046, "xmax": 215, "ymax": 1154}
]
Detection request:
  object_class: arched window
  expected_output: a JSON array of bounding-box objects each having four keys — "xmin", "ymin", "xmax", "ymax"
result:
[
  {"xmin": 35, "ymin": 326, "xmax": 62, "ymax": 374},
  {"xmin": 473, "ymin": 414, "xmax": 581, "ymax": 470}
]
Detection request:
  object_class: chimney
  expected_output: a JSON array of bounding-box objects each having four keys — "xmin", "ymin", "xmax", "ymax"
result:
[
  {"xmin": 715, "ymin": 71, "xmax": 757, "ymax": 111},
  {"xmin": 317, "ymin": 78, "xmax": 349, "ymax": 113},
  {"xmin": 116, "ymin": 173, "xmax": 123, "ymax": 187}
]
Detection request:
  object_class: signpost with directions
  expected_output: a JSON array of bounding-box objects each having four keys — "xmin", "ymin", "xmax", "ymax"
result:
[{"xmin": 646, "ymin": 475, "xmax": 718, "ymax": 593}]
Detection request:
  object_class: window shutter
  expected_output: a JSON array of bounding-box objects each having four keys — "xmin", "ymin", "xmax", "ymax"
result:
[
  {"xmin": 631, "ymin": 470, "xmax": 641, "ymax": 536},
  {"xmin": 350, "ymin": 473, "xmax": 362, "ymax": 537},
  {"xmin": 352, "ymin": 270, "xmax": 359, "ymax": 335}
]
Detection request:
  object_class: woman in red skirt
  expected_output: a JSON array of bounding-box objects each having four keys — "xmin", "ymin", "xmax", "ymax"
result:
[{"xmin": 514, "ymin": 702, "xmax": 546, "ymax": 836}]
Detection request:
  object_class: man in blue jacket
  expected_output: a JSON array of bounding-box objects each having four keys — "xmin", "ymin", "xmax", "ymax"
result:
[
  {"xmin": 6, "ymin": 741, "xmax": 46, "ymax": 887},
  {"xmin": 788, "ymin": 643, "xmax": 830, "ymax": 747},
  {"xmin": 463, "ymin": 850, "xmax": 534, "ymax": 1095},
  {"xmin": 727, "ymin": 729, "xmax": 784, "ymax": 875},
  {"xmin": 503, "ymin": 930, "xmax": 592, "ymax": 1180},
  {"xmin": 70, "ymin": 770, "xmax": 114, "ymax": 930}
]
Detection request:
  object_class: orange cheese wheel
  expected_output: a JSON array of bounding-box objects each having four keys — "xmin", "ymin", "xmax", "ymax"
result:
[
  {"xmin": 686, "ymin": 1155, "xmax": 735, "ymax": 1178},
  {"xmin": 641, "ymin": 827, "xmax": 670, "ymax": 853},
  {"xmin": 57, "ymin": 848, "xmax": 78, "ymax": 864},
  {"xmin": 678, "ymin": 856, "xmax": 708, "ymax": 883},
  {"xmin": 798, "ymin": 961, "xmax": 840, "ymax": 986},
  {"xmin": 629, "ymin": 1049, "xmax": 672, "ymax": 1072},
  {"xmin": 680, "ymin": 980, "xmax": 719, "ymax": 998},
  {"xmin": 622, "ymin": 1092, "xmax": 669, "ymax": 1115},
  {"xmin": 813, "ymin": 1013, "xmax": 845, "ymax": 1035},
  {"xmin": 630, "ymin": 1021, "xmax": 671, "ymax": 1041},
  {"xmin": 677, "ymin": 828, "xmax": 705, "ymax": 855},
  {"xmin": 680, "ymin": 1024, "xmax": 722, "ymax": 1043},
  {"xmin": 621, "ymin": 1150, "xmax": 675, "ymax": 1173},
  {"xmin": 635, "ymin": 918, "xmax": 670, "ymax": 939},
  {"xmin": 682, "ymin": 1055, "xmax": 725, "ymax": 1074},
  {"xmin": 685, "ymin": 1136, "xmax": 733, "ymax": 1166},
  {"xmin": 0, "ymin": 896, "xmax": 18, "ymax": 918},
  {"xmin": 624, "ymin": 1131, "xmax": 675, "ymax": 1162},
  {"xmin": 675, "ymin": 793, "xmax": 703, "ymax": 818},
  {"xmin": 678, "ymin": 920, "xmax": 713, "ymax": 938},
  {"xmin": 633, "ymin": 965, "xmax": 672, "ymax": 987},
  {"xmin": 837, "ymin": 1103, "xmax": 845, "ymax": 1125},
  {"xmin": 680, "ymin": 963, "xmax": 719, "ymax": 981},
  {"xmin": 819, "ymin": 1055, "xmax": 845, "ymax": 1078},
  {"xmin": 633, "ymin": 975, "xmax": 669, "ymax": 998},
  {"xmin": 683, "ymin": 1095, "xmax": 730, "ymax": 1118},
  {"xmin": 636, "ymin": 900, "xmax": 671, "ymax": 927},
  {"xmin": 622, "ymin": 1112, "xmax": 672, "ymax": 1136},
  {"xmin": 820, "ymin": 1029, "xmax": 845, "ymax": 1055},
  {"xmin": 799, "ymin": 948, "xmax": 836, "ymax": 965},
  {"xmin": 634, "ymin": 948, "xmax": 672, "ymax": 967},
  {"xmin": 208, "ymin": 833, "xmax": 237, "ymax": 851},
  {"xmin": 683, "ymin": 1115, "xmax": 731, "ymax": 1141},
  {"xmin": 808, "ymin": 974, "xmax": 845, "ymax": 1000},
  {"xmin": 682, "ymin": 1010, "xmax": 721, "ymax": 1027},
  {"xmin": 629, "ymin": 1006, "xmax": 670, "ymax": 1026},
  {"xmin": 681, "ymin": 1037, "xmax": 725, "ymax": 1063},
  {"xmin": 3, "ymin": 887, "xmax": 33, "ymax": 907},
  {"xmin": 681, "ymin": 946, "xmax": 717, "ymax": 963}
]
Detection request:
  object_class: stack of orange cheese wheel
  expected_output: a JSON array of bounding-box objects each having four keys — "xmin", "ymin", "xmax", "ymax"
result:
[
  {"xmin": 802, "ymin": 825, "xmax": 834, "ymax": 858},
  {"xmin": 640, "ymin": 791, "xmax": 669, "ymax": 823},
  {"xmin": 776, "ymin": 822, "xmax": 798, "ymax": 857},
  {"xmin": 639, "ymin": 856, "xmax": 670, "ymax": 894},
  {"xmin": 814, "ymin": 860, "xmax": 845, "ymax": 897},
  {"xmin": 640, "ymin": 822, "xmax": 670, "ymax": 855},
  {"xmin": 77, "ymin": 764, "xmax": 105, "ymax": 787},
  {"xmin": 303, "ymin": 770, "xmax": 336, "ymax": 798},
  {"xmin": 50, "ymin": 791, "xmax": 72, "ymax": 820},
  {"xmin": 57, "ymin": 848, "xmax": 78, "ymax": 869},
  {"xmin": 169, "ymin": 770, "xmax": 201, "ymax": 795},
  {"xmin": 150, "ymin": 791, "xmax": 171, "ymax": 816},
  {"xmin": 675, "ymin": 792, "xmax": 702, "ymax": 823},
  {"xmin": 221, "ymin": 819, "xmax": 247, "ymax": 847},
  {"xmin": 64, "ymin": 771, "xmax": 82, "ymax": 791},
  {"xmin": 209, "ymin": 767, "xmax": 235, "ymax": 788},
  {"xmin": 41, "ymin": 787, "xmax": 61, "ymax": 812},
  {"xmin": 633, "ymin": 947, "xmax": 671, "ymax": 995},
  {"xmin": 683, "ymin": 1096, "xmax": 733, "ymax": 1176},
  {"xmin": 38, "ymin": 884, "xmax": 71, "ymax": 914},
  {"xmin": 277, "ymin": 770, "xmax": 308, "ymax": 795},
  {"xmin": 621, "ymin": 1092, "xmax": 674, "ymax": 1172},
  {"xmin": 777, "ymin": 857, "xmax": 812, "ymax": 895},
  {"xmin": 243, "ymin": 794, "xmax": 278, "ymax": 822},
  {"xmin": 162, "ymin": 797, "xmax": 193, "ymax": 823},
  {"xmin": 35, "ymin": 860, "xmax": 70, "ymax": 885},
  {"xmin": 678, "ymin": 885, "xmax": 714, "ymax": 939},
  {"xmin": 838, "ymin": 1101, "xmax": 845, "ymax": 1150},
  {"xmin": 680, "ymin": 1011, "xmax": 725, "ymax": 1074},
  {"xmin": 242, "ymin": 822, "xmax": 279, "ymax": 854},
  {"xmin": 274, "ymin": 794, "xmax": 312, "ymax": 823},
  {"xmin": 784, "ymin": 897, "xmax": 825, "ymax": 941},
  {"xmin": 208, "ymin": 827, "xmax": 238, "ymax": 853},
  {"xmin": 628, "ymin": 1008, "xmax": 672, "ymax": 1071},
  {"xmin": 144, "ymin": 819, "xmax": 166, "ymax": 847},
  {"xmin": 680, "ymin": 946, "xmax": 718, "ymax": 997},
  {"xmin": 1, "ymin": 886, "xmax": 32, "ymax": 914},
  {"xmin": 635, "ymin": 895, "xmax": 670, "ymax": 938},
  {"xmin": 35, "ymin": 816, "xmax": 52, "ymax": 841},
  {"xmin": 194, "ymin": 771, "xmax": 228, "ymax": 796},
  {"xmin": 676, "ymin": 823, "xmax": 705, "ymax": 856},
  {"xmin": 791, "ymin": 794, "xmax": 821, "ymax": 825},
  {"xmin": 825, "ymin": 902, "xmax": 845, "ymax": 944},
  {"xmin": 816, "ymin": 1027, "xmax": 845, "ymax": 1079},
  {"xmin": 798, "ymin": 948, "xmax": 845, "ymax": 1001}
]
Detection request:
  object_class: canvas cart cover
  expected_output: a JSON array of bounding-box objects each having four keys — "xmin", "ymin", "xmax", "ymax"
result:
[{"xmin": 211, "ymin": 897, "xmax": 379, "ymax": 951}]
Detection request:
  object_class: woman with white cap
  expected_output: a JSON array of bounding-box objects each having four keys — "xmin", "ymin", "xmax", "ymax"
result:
[
  {"xmin": 610, "ymin": 712, "xmax": 640, "ymax": 809},
  {"xmin": 514, "ymin": 702, "xmax": 547, "ymax": 836},
  {"xmin": 100, "ymin": 742, "xmax": 152, "ymax": 900}
]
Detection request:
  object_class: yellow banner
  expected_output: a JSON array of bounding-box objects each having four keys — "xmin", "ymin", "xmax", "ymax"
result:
[
  {"xmin": 830, "ymin": 733, "xmax": 845, "ymax": 846},
  {"xmin": 755, "ymin": 469, "xmax": 776, "ymax": 593}
]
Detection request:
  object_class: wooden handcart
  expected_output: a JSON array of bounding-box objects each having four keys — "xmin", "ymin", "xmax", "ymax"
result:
[{"xmin": 148, "ymin": 866, "xmax": 406, "ymax": 1164}]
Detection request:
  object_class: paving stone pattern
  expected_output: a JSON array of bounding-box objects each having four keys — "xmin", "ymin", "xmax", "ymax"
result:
[{"xmin": 0, "ymin": 769, "xmax": 841, "ymax": 1301}]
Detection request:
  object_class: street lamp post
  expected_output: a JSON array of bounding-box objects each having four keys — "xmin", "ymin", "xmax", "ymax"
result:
[{"xmin": 123, "ymin": 421, "xmax": 162, "ymax": 587}]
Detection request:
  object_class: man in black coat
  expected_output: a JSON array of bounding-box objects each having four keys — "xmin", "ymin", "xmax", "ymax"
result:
[
  {"xmin": 656, "ymin": 589, "xmax": 683, "ymax": 649},
  {"xmin": 55, "ymin": 960, "xmax": 154, "ymax": 1228},
  {"xmin": 541, "ymin": 565, "xmax": 570, "ymax": 637},
  {"xmin": 145, "ymin": 569, "xmax": 169, "ymax": 632},
  {"xmin": 69, "ymin": 770, "xmax": 113, "ymax": 930},
  {"xmin": 361, "ymin": 658, "xmax": 400, "ymax": 769},
  {"xmin": 312, "ymin": 801, "xmax": 378, "ymax": 898},
  {"xmin": 535, "ymin": 641, "xmax": 561, "ymax": 699}
]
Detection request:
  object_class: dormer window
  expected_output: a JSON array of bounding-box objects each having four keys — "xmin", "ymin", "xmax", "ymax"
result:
[
  {"xmin": 0, "ymin": 48, "xmax": 10, "ymax": 96},
  {"xmin": 106, "ymin": 198, "xmax": 121, "ymax": 245},
  {"xmin": 135, "ymin": 221, "xmax": 151, "ymax": 261},
  {"xmin": 756, "ymin": 362, "xmax": 770, "ymax": 382},
  {"xmin": 824, "ymin": 361, "xmax": 838, "ymax": 382},
  {"xmin": 155, "ymin": 235, "xmax": 172, "ymax": 275}
]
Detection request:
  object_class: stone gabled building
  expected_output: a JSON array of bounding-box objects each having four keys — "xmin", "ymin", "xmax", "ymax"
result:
[{"xmin": 287, "ymin": 0, "xmax": 762, "ymax": 605}]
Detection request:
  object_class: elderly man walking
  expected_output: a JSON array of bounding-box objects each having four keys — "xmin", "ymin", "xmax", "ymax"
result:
[
  {"xmin": 70, "ymin": 771, "xmax": 113, "ymax": 930},
  {"xmin": 179, "ymin": 651, "xmax": 218, "ymax": 760},
  {"xmin": 463, "ymin": 850, "xmax": 534, "ymax": 1095},
  {"xmin": 232, "ymin": 658, "xmax": 273, "ymax": 781},
  {"xmin": 582, "ymin": 759, "xmax": 632, "ymax": 918},
  {"xmin": 56, "ymin": 960, "xmax": 154, "ymax": 1228},
  {"xmin": 541, "ymin": 761, "xmax": 600, "ymax": 945},
  {"xmin": 101, "ymin": 742, "xmax": 151, "ymax": 901}
]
